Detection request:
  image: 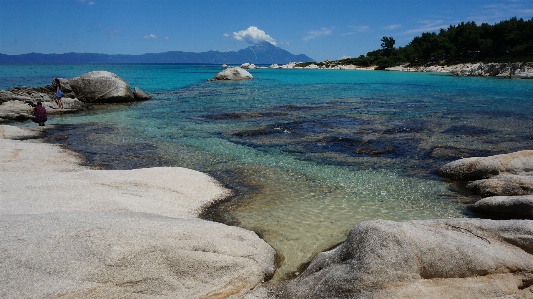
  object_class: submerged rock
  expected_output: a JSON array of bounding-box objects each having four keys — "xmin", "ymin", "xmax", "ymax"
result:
[
  {"xmin": 212, "ymin": 67, "xmax": 253, "ymax": 81},
  {"xmin": 268, "ymin": 218, "xmax": 533, "ymax": 299}
]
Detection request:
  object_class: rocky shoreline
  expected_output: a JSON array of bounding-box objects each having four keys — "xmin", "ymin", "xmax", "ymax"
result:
[
  {"xmin": 0, "ymin": 70, "xmax": 151, "ymax": 123},
  {"xmin": 3, "ymin": 125, "xmax": 531, "ymax": 298},
  {"xmin": 0, "ymin": 125, "xmax": 275, "ymax": 298},
  {"xmin": 264, "ymin": 61, "xmax": 533, "ymax": 79}
]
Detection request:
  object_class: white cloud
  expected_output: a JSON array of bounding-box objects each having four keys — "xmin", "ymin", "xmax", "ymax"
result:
[
  {"xmin": 144, "ymin": 34, "xmax": 157, "ymax": 39},
  {"xmin": 233, "ymin": 26, "xmax": 276, "ymax": 45},
  {"xmin": 400, "ymin": 20, "xmax": 447, "ymax": 35},
  {"xmin": 468, "ymin": 3, "xmax": 533, "ymax": 24},
  {"xmin": 303, "ymin": 27, "xmax": 333, "ymax": 41},
  {"xmin": 223, "ymin": 33, "xmax": 229, "ymax": 37},
  {"xmin": 384, "ymin": 24, "xmax": 401, "ymax": 30}
]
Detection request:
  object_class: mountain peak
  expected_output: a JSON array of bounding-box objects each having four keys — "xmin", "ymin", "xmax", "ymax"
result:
[{"xmin": 238, "ymin": 42, "xmax": 314, "ymax": 64}]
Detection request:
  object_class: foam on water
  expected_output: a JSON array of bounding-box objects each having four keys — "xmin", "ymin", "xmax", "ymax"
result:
[{"xmin": 3, "ymin": 64, "xmax": 533, "ymax": 279}]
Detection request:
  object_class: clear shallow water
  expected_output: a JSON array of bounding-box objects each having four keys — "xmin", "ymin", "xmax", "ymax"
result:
[{"xmin": 2, "ymin": 64, "xmax": 533, "ymax": 279}]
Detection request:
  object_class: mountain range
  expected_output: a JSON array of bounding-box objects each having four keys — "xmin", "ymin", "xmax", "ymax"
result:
[{"xmin": 0, "ymin": 42, "xmax": 314, "ymax": 64}]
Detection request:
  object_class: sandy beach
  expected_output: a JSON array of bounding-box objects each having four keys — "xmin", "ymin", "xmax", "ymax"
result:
[{"xmin": 0, "ymin": 124, "xmax": 275, "ymax": 298}]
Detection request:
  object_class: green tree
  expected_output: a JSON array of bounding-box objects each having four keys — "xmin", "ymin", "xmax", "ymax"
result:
[{"xmin": 381, "ymin": 36, "xmax": 396, "ymax": 57}]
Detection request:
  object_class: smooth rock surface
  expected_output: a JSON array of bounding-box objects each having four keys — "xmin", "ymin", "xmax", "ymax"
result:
[
  {"xmin": 270, "ymin": 218, "xmax": 533, "ymax": 299},
  {"xmin": 467, "ymin": 173, "xmax": 533, "ymax": 197},
  {"xmin": 213, "ymin": 67, "xmax": 253, "ymax": 81},
  {"xmin": 438, "ymin": 150, "xmax": 533, "ymax": 181},
  {"xmin": 439, "ymin": 151, "xmax": 533, "ymax": 219},
  {"xmin": 68, "ymin": 70, "xmax": 136, "ymax": 103},
  {"xmin": 0, "ymin": 125, "xmax": 276, "ymax": 299},
  {"xmin": 473, "ymin": 195, "xmax": 533, "ymax": 218}
]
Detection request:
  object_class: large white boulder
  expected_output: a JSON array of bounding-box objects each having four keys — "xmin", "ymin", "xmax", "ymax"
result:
[
  {"xmin": 212, "ymin": 67, "xmax": 253, "ymax": 81},
  {"xmin": 241, "ymin": 63, "xmax": 256, "ymax": 69},
  {"xmin": 69, "ymin": 71, "xmax": 135, "ymax": 103}
]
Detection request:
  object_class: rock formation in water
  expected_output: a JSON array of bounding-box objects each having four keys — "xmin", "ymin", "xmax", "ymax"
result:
[
  {"xmin": 0, "ymin": 71, "xmax": 151, "ymax": 122},
  {"xmin": 439, "ymin": 150, "xmax": 533, "ymax": 219},
  {"xmin": 212, "ymin": 67, "xmax": 253, "ymax": 81},
  {"xmin": 69, "ymin": 71, "xmax": 134, "ymax": 103}
]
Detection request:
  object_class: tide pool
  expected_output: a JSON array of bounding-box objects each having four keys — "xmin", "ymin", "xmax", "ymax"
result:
[{"xmin": 2, "ymin": 64, "xmax": 533, "ymax": 279}]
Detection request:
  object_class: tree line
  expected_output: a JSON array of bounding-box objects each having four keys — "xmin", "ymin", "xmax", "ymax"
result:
[{"xmin": 310, "ymin": 17, "xmax": 533, "ymax": 69}]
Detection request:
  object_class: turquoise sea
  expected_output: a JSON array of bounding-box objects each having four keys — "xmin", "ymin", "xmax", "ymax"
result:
[{"xmin": 2, "ymin": 64, "xmax": 533, "ymax": 279}]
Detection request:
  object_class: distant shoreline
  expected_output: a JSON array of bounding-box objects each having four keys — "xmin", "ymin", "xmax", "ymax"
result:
[{"xmin": 268, "ymin": 61, "xmax": 533, "ymax": 78}]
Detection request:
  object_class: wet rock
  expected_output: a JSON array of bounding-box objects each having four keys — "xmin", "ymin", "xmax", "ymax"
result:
[{"xmin": 270, "ymin": 218, "xmax": 533, "ymax": 299}]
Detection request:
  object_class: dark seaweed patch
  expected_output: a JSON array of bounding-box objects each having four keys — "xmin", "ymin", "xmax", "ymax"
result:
[
  {"xmin": 442, "ymin": 125, "xmax": 498, "ymax": 136},
  {"xmin": 201, "ymin": 111, "xmax": 288, "ymax": 120},
  {"xmin": 383, "ymin": 119, "xmax": 433, "ymax": 134},
  {"xmin": 312, "ymin": 136, "xmax": 364, "ymax": 154}
]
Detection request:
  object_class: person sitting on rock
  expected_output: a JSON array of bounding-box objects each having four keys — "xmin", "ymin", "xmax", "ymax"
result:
[{"xmin": 31, "ymin": 102, "xmax": 47, "ymax": 126}]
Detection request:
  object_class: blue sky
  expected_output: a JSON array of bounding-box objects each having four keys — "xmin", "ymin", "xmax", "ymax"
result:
[{"xmin": 1, "ymin": 0, "xmax": 532, "ymax": 62}]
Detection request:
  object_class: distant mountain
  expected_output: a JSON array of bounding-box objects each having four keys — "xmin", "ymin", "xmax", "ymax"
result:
[{"xmin": 0, "ymin": 42, "xmax": 314, "ymax": 64}]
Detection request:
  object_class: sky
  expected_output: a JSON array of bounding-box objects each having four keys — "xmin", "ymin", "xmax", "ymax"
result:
[{"xmin": 1, "ymin": 0, "xmax": 532, "ymax": 62}]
